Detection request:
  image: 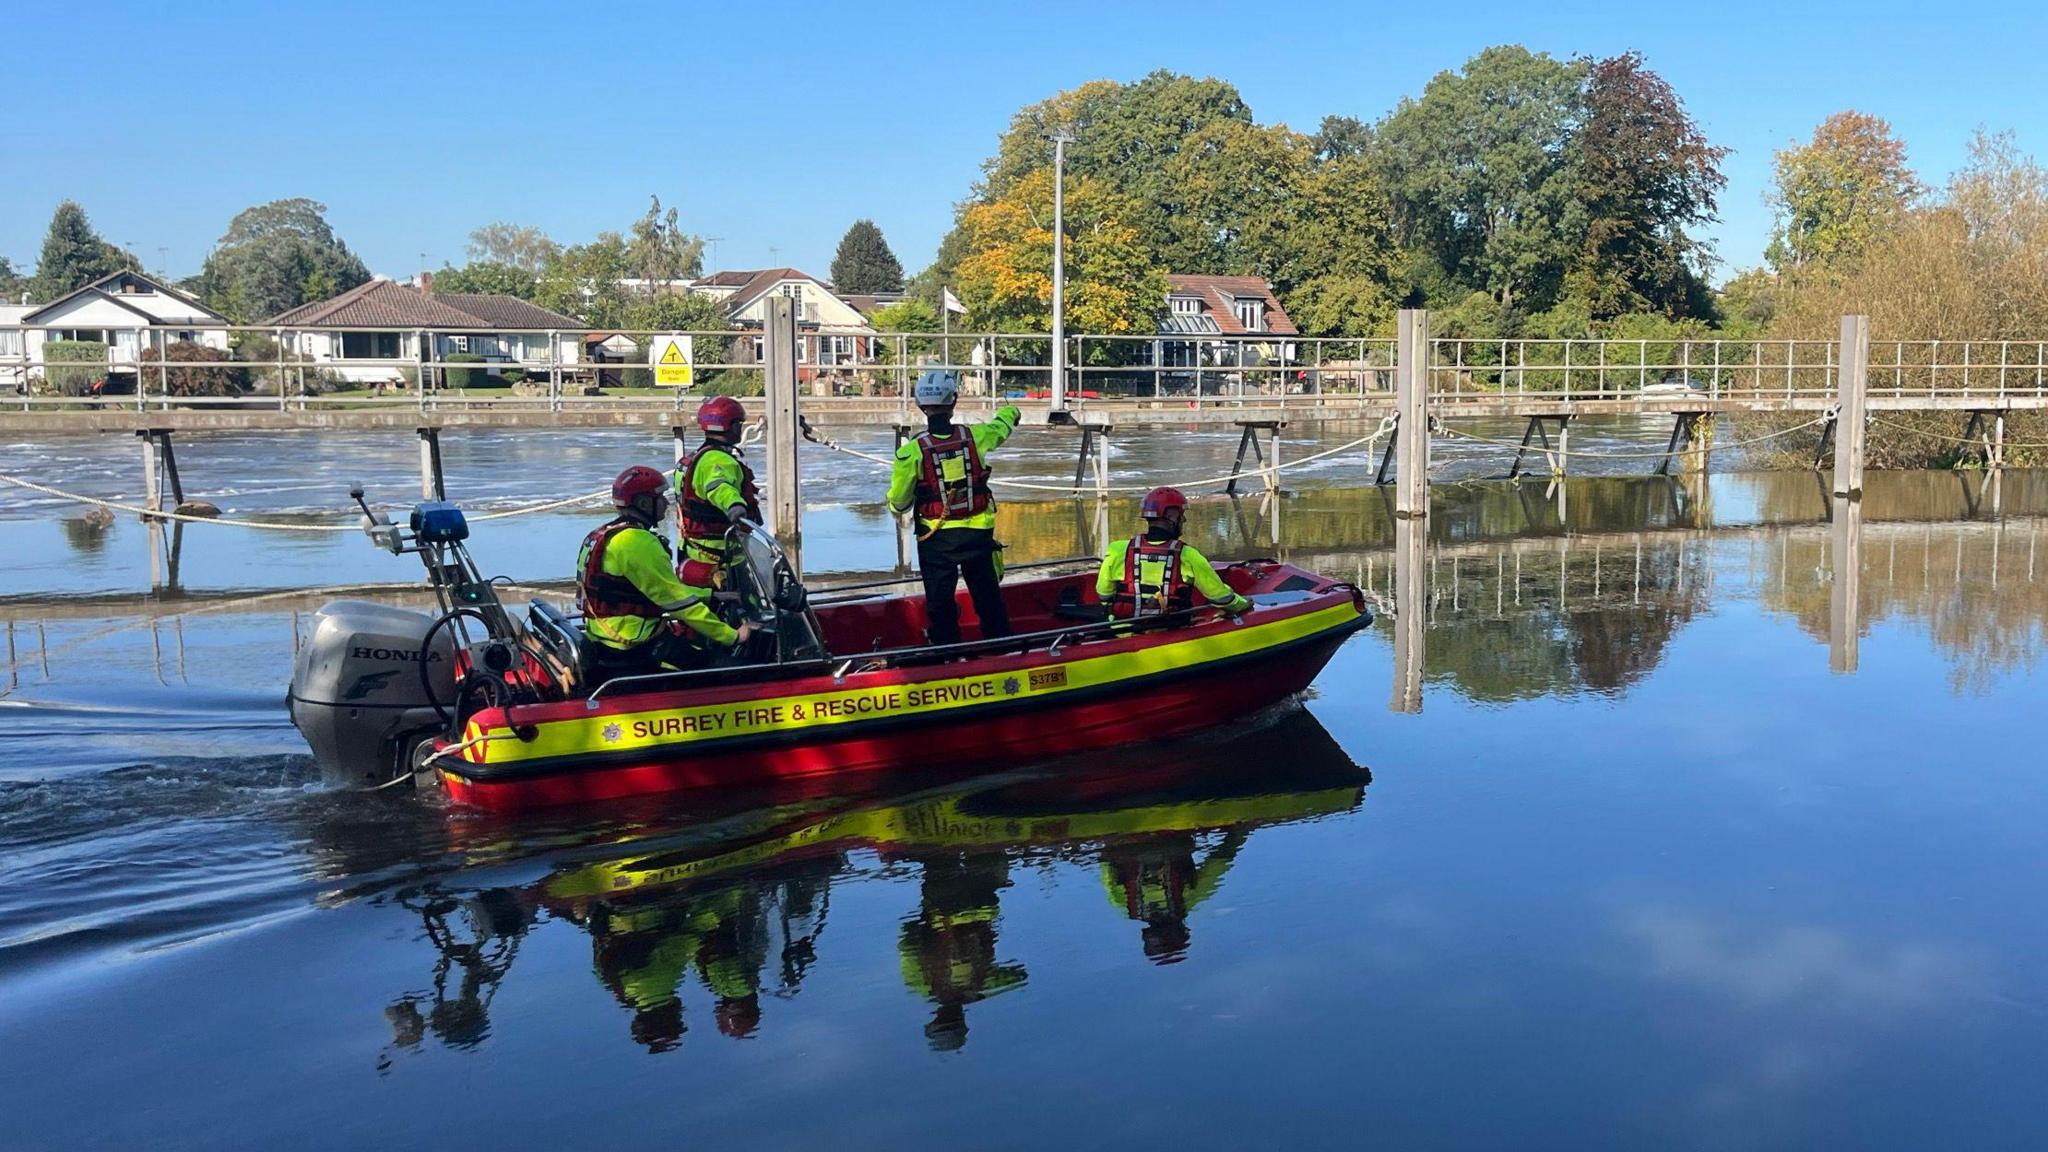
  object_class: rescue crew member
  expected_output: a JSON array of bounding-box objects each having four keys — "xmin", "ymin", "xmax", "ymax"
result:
[
  {"xmin": 1097, "ymin": 486, "xmax": 1252, "ymax": 621},
  {"xmin": 578, "ymin": 464, "xmax": 752, "ymax": 676},
  {"xmin": 676, "ymin": 395, "xmax": 764, "ymax": 599},
  {"xmin": 887, "ymin": 370, "xmax": 1021, "ymax": 646}
]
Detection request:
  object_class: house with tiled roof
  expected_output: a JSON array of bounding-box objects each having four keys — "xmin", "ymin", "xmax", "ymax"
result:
[
  {"xmin": 4, "ymin": 271, "xmax": 231, "ymax": 389},
  {"xmin": 1163, "ymin": 274, "xmax": 1298, "ymax": 337},
  {"xmin": 269, "ymin": 275, "xmax": 587, "ymax": 386},
  {"xmin": 690, "ymin": 268, "xmax": 878, "ymax": 385},
  {"xmin": 1149, "ymin": 274, "xmax": 1300, "ymax": 392}
]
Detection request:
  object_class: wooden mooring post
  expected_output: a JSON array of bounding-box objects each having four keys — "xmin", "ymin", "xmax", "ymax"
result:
[
  {"xmin": 1832, "ymin": 314, "xmax": 1870, "ymax": 499},
  {"xmin": 763, "ymin": 295, "xmax": 803, "ymax": 574},
  {"xmin": 416, "ymin": 427, "xmax": 445, "ymax": 501},
  {"xmin": 1393, "ymin": 309, "xmax": 1430, "ymax": 518}
]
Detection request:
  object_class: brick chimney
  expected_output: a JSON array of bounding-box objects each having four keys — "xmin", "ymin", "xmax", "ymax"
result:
[{"xmin": 419, "ymin": 270, "xmax": 434, "ymax": 294}]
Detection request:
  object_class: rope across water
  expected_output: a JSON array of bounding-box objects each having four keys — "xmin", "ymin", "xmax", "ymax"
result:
[{"xmin": 4, "ymin": 412, "xmax": 1827, "ymax": 534}]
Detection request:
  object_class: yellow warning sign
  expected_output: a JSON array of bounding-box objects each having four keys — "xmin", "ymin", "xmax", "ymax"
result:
[{"xmin": 650, "ymin": 334, "xmax": 693, "ymax": 387}]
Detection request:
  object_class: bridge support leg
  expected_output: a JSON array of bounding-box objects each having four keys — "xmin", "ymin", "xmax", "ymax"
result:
[
  {"xmin": 1682, "ymin": 413, "xmax": 1714, "ymax": 477},
  {"xmin": 1656, "ymin": 414, "xmax": 1690, "ymax": 476},
  {"xmin": 1072, "ymin": 425, "xmax": 1112, "ymax": 499},
  {"xmin": 1508, "ymin": 417, "xmax": 1540, "ymax": 479},
  {"xmin": 1812, "ymin": 418, "xmax": 1837, "ymax": 470},
  {"xmin": 1225, "ymin": 421, "xmax": 1285, "ymax": 498},
  {"xmin": 1375, "ymin": 430, "xmax": 1397, "ymax": 486},
  {"xmin": 1832, "ymin": 314, "xmax": 1870, "ymax": 498},
  {"xmin": 1393, "ymin": 309, "xmax": 1430, "ymax": 518},
  {"xmin": 416, "ymin": 427, "xmax": 445, "ymax": 501},
  {"xmin": 1992, "ymin": 412, "xmax": 2007, "ymax": 471}
]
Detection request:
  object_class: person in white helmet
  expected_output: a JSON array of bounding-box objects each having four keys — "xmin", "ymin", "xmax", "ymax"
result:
[{"xmin": 887, "ymin": 369, "xmax": 1021, "ymax": 645}]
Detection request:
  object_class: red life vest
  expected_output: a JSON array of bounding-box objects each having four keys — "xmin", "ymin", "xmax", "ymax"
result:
[
  {"xmin": 913, "ymin": 428, "xmax": 993, "ymax": 522},
  {"xmin": 578, "ymin": 518, "xmax": 669, "ymax": 624},
  {"xmin": 1110, "ymin": 535, "xmax": 1194, "ymax": 619},
  {"xmin": 677, "ymin": 443, "xmax": 762, "ymax": 544}
]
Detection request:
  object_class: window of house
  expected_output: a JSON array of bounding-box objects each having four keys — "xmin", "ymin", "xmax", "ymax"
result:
[
  {"xmin": 1233, "ymin": 298, "xmax": 1263, "ymax": 329},
  {"xmin": 341, "ymin": 332, "xmax": 402, "ymax": 359},
  {"xmin": 782, "ymin": 283, "xmax": 805, "ymax": 304},
  {"xmin": 1169, "ymin": 295, "xmax": 1202, "ymax": 316},
  {"xmin": 448, "ymin": 335, "xmax": 469, "ymax": 353},
  {"xmin": 0, "ymin": 330, "xmax": 22, "ymax": 357},
  {"xmin": 751, "ymin": 336, "xmax": 765, "ymax": 361}
]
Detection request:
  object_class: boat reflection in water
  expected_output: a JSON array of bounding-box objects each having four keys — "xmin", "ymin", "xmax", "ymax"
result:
[{"xmin": 377, "ymin": 707, "xmax": 1369, "ymax": 1058}]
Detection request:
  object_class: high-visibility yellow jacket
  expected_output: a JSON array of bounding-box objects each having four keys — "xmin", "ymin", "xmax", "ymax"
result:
[
  {"xmin": 888, "ymin": 407, "xmax": 1021, "ymax": 533},
  {"xmin": 1096, "ymin": 535, "xmax": 1251, "ymax": 617},
  {"xmin": 676, "ymin": 443, "xmax": 759, "ymax": 576},
  {"xmin": 577, "ymin": 521, "xmax": 736, "ymax": 650}
]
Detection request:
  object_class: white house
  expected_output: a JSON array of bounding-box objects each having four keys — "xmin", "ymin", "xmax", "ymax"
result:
[
  {"xmin": 269, "ymin": 277, "xmax": 586, "ymax": 386},
  {"xmin": 0, "ymin": 303, "xmax": 29, "ymax": 391},
  {"xmin": 691, "ymin": 268, "xmax": 877, "ymax": 377},
  {"xmin": 8, "ymin": 271, "xmax": 232, "ymax": 387}
]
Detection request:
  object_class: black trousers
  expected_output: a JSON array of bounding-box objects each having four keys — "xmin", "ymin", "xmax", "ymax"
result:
[
  {"xmin": 918, "ymin": 527, "xmax": 1011, "ymax": 646},
  {"xmin": 586, "ymin": 622, "xmax": 712, "ymax": 680}
]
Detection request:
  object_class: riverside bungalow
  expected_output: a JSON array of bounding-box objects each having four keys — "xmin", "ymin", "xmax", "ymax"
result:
[
  {"xmin": 8, "ymin": 271, "xmax": 232, "ymax": 388},
  {"xmin": 269, "ymin": 276, "xmax": 587, "ymax": 386}
]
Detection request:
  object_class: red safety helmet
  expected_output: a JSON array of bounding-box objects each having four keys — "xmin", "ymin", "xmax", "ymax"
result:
[
  {"xmin": 611, "ymin": 464, "xmax": 668, "ymax": 509},
  {"xmin": 698, "ymin": 395, "xmax": 746, "ymax": 435},
  {"xmin": 1140, "ymin": 486, "xmax": 1188, "ymax": 520}
]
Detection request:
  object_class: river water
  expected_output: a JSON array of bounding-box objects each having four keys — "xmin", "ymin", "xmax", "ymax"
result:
[{"xmin": 2, "ymin": 425, "xmax": 2045, "ymax": 1150}]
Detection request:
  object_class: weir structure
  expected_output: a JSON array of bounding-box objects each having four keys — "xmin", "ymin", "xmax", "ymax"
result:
[{"xmin": 8, "ymin": 310, "xmax": 2043, "ymax": 596}]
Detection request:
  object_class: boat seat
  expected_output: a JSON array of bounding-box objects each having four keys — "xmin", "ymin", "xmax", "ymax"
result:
[
  {"xmin": 1053, "ymin": 586, "xmax": 1110, "ymax": 624},
  {"xmin": 526, "ymin": 599, "xmax": 588, "ymax": 691}
]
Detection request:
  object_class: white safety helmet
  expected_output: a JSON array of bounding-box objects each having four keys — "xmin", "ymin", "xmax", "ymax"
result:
[{"xmin": 913, "ymin": 369, "xmax": 960, "ymax": 408}]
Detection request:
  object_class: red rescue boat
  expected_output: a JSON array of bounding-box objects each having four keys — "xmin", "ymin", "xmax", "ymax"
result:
[
  {"xmin": 288, "ymin": 498, "xmax": 1370, "ymax": 813},
  {"xmin": 439, "ymin": 560, "xmax": 1368, "ymax": 811}
]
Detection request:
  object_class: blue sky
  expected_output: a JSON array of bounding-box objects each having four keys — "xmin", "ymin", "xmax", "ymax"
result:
[{"xmin": 4, "ymin": 0, "xmax": 2042, "ymax": 286}]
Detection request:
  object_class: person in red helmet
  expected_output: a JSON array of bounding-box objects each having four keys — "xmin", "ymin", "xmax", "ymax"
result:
[
  {"xmin": 676, "ymin": 395, "xmax": 764, "ymax": 605},
  {"xmin": 1096, "ymin": 487, "xmax": 1252, "ymax": 622},
  {"xmin": 578, "ymin": 464, "xmax": 752, "ymax": 677}
]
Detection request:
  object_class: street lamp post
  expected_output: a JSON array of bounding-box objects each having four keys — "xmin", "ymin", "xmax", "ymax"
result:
[{"xmin": 1047, "ymin": 127, "xmax": 1075, "ymax": 414}]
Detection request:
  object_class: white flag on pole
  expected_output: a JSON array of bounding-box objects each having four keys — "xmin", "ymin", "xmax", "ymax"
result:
[{"xmin": 942, "ymin": 287, "xmax": 968, "ymax": 315}]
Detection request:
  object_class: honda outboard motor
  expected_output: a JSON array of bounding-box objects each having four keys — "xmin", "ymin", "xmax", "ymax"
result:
[
  {"xmin": 289, "ymin": 487, "xmax": 536, "ymax": 789},
  {"xmin": 288, "ymin": 600, "xmax": 455, "ymax": 786}
]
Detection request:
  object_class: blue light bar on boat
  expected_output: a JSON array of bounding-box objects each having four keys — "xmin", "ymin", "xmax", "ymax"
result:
[{"xmin": 409, "ymin": 501, "xmax": 469, "ymax": 544}]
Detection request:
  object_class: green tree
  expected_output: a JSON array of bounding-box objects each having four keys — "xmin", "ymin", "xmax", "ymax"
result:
[
  {"xmin": 0, "ymin": 256, "xmax": 24, "ymax": 301},
  {"xmin": 29, "ymin": 201, "xmax": 136, "ymax": 302},
  {"xmin": 625, "ymin": 195, "xmax": 704, "ymax": 282},
  {"xmin": 1765, "ymin": 111, "xmax": 1922, "ymax": 273},
  {"xmin": 931, "ymin": 72, "xmax": 1255, "ymax": 288},
  {"xmin": 535, "ymin": 233, "xmax": 632, "ymax": 327},
  {"xmin": 466, "ymin": 222, "xmax": 561, "ymax": 272},
  {"xmin": 870, "ymin": 298, "xmax": 938, "ymax": 332},
  {"xmin": 953, "ymin": 169, "xmax": 1166, "ymax": 334},
  {"xmin": 1311, "ymin": 115, "xmax": 1374, "ymax": 162},
  {"xmin": 1375, "ymin": 46, "xmax": 1587, "ymax": 310},
  {"xmin": 830, "ymin": 219, "xmax": 904, "ymax": 293},
  {"xmin": 434, "ymin": 260, "xmax": 539, "ymax": 298},
  {"xmin": 1563, "ymin": 52, "xmax": 1728, "ymax": 319},
  {"xmin": 200, "ymin": 198, "xmax": 371, "ymax": 322}
]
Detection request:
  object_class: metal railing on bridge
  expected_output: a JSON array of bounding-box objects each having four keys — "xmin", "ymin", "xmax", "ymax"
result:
[{"xmin": 5, "ymin": 322, "xmax": 2047, "ymax": 416}]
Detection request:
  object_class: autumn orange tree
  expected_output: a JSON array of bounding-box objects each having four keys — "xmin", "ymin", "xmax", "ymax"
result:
[{"xmin": 952, "ymin": 168, "xmax": 1166, "ymax": 337}]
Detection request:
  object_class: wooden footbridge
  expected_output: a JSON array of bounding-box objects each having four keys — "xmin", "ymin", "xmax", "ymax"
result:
[{"xmin": 4, "ymin": 306, "xmax": 2043, "ymax": 558}]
